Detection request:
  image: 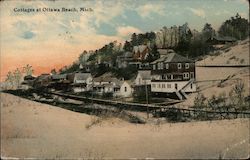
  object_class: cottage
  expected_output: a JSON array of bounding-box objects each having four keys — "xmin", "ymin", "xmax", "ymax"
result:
[
  {"xmin": 150, "ymin": 51, "xmax": 196, "ymax": 100},
  {"xmin": 51, "ymin": 74, "xmax": 67, "ymax": 82},
  {"xmin": 133, "ymin": 45, "xmax": 150, "ymax": 61},
  {"xmin": 93, "ymin": 73, "xmax": 122, "ymax": 96},
  {"xmin": 206, "ymin": 36, "xmax": 237, "ymax": 45},
  {"xmin": 33, "ymin": 74, "xmax": 51, "ymax": 88},
  {"xmin": 134, "ymin": 70, "xmax": 151, "ymax": 86},
  {"xmin": 68, "ymin": 73, "xmax": 93, "ymax": 93},
  {"xmin": 119, "ymin": 81, "xmax": 134, "ymax": 97},
  {"xmin": 21, "ymin": 75, "xmax": 36, "ymax": 89}
]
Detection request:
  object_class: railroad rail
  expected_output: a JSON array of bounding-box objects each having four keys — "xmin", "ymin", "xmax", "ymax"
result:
[{"xmin": 49, "ymin": 92, "xmax": 250, "ymax": 119}]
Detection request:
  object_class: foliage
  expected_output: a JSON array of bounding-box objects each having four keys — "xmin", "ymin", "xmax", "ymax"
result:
[
  {"xmin": 193, "ymin": 93, "xmax": 206, "ymax": 109},
  {"xmin": 102, "ymin": 92, "xmax": 113, "ymax": 98},
  {"xmin": 60, "ymin": 62, "xmax": 79, "ymax": 74},
  {"xmin": 123, "ymin": 40, "xmax": 133, "ymax": 52},
  {"xmin": 51, "ymin": 69, "xmax": 57, "ymax": 75},
  {"xmin": 146, "ymin": 44, "xmax": 160, "ymax": 62},
  {"xmin": 130, "ymin": 32, "xmax": 156, "ymax": 46},
  {"xmin": 218, "ymin": 13, "xmax": 249, "ymax": 40},
  {"xmin": 111, "ymin": 65, "xmax": 137, "ymax": 80},
  {"xmin": 202, "ymin": 23, "xmax": 215, "ymax": 40},
  {"xmin": 22, "ymin": 64, "xmax": 34, "ymax": 76}
]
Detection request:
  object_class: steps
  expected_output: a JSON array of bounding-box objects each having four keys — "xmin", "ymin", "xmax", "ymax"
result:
[{"xmin": 175, "ymin": 79, "xmax": 194, "ymax": 100}]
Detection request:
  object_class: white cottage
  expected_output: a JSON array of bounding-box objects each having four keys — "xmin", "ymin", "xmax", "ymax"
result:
[
  {"xmin": 71, "ymin": 73, "xmax": 93, "ymax": 93},
  {"xmin": 120, "ymin": 81, "xmax": 133, "ymax": 97},
  {"xmin": 134, "ymin": 70, "xmax": 151, "ymax": 86}
]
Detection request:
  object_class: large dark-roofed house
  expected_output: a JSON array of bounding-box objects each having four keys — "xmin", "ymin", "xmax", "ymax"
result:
[{"xmin": 150, "ymin": 51, "xmax": 196, "ymax": 100}]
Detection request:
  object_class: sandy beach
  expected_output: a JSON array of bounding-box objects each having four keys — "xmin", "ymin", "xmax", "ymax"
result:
[{"xmin": 1, "ymin": 93, "xmax": 249, "ymax": 159}]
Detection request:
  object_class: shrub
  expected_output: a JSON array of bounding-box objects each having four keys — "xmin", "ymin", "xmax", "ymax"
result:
[
  {"xmin": 193, "ymin": 93, "xmax": 207, "ymax": 109},
  {"xmin": 102, "ymin": 92, "xmax": 113, "ymax": 98}
]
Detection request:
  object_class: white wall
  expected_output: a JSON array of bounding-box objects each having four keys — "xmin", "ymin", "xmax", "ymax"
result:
[
  {"xmin": 151, "ymin": 80, "xmax": 196, "ymax": 93},
  {"xmin": 73, "ymin": 87, "xmax": 87, "ymax": 93},
  {"xmin": 135, "ymin": 74, "xmax": 151, "ymax": 85},
  {"xmin": 120, "ymin": 82, "xmax": 133, "ymax": 97}
]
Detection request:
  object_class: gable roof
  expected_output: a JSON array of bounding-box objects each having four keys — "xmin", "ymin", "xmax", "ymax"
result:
[
  {"xmin": 151, "ymin": 52, "xmax": 194, "ymax": 64},
  {"xmin": 74, "ymin": 73, "xmax": 92, "ymax": 81},
  {"xmin": 52, "ymin": 74, "xmax": 67, "ymax": 80},
  {"xmin": 93, "ymin": 72, "xmax": 122, "ymax": 84},
  {"xmin": 208, "ymin": 36, "xmax": 237, "ymax": 42}
]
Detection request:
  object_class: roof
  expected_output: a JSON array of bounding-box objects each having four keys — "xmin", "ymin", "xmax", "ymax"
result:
[
  {"xmin": 138, "ymin": 70, "xmax": 151, "ymax": 80},
  {"xmin": 36, "ymin": 74, "xmax": 51, "ymax": 82},
  {"xmin": 151, "ymin": 52, "xmax": 194, "ymax": 64},
  {"xmin": 133, "ymin": 45, "xmax": 148, "ymax": 53},
  {"xmin": 24, "ymin": 75, "xmax": 36, "ymax": 80},
  {"xmin": 209, "ymin": 36, "xmax": 237, "ymax": 42},
  {"xmin": 52, "ymin": 74, "xmax": 67, "ymax": 80},
  {"xmin": 93, "ymin": 72, "xmax": 122, "ymax": 85},
  {"xmin": 74, "ymin": 73, "xmax": 92, "ymax": 81}
]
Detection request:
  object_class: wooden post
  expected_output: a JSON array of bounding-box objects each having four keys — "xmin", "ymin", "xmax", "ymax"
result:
[{"xmin": 145, "ymin": 82, "xmax": 149, "ymax": 119}]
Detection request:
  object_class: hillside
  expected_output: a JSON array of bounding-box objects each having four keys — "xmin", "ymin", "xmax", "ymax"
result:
[
  {"xmin": 197, "ymin": 38, "xmax": 249, "ymax": 66},
  {"xmin": 181, "ymin": 39, "xmax": 249, "ymax": 107}
]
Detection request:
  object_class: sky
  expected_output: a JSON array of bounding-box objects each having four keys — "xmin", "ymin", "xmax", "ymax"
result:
[{"xmin": 0, "ymin": 0, "xmax": 249, "ymax": 81}]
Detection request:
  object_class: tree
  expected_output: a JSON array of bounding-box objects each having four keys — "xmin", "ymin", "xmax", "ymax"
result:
[
  {"xmin": 131, "ymin": 33, "xmax": 138, "ymax": 46},
  {"xmin": 22, "ymin": 64, "xmax": 33, "ymax": 76},
  {"xmin": 146, "ymin": 44, "xmax": 160, "ymax": 62},
  {"xmin": 202, "ymin": 23, "xmax": 215, "ymax": 40},
  {"xmin": 156, "ymin": 26, "xmax": 168, "ymax": 48},
  {"xmin": 13, "ymin": 68, "xmax": 22, "ymax": 87},
  {"xmin": 218, "ymin": 13, "xmax": 249, "ymax": 40},
  {"xmin": 51, "ymin": 69, "xmax": 57, "ymax": 75},
  {"xmin": 5, "ymin": 71, "xmax": 14, "ymax": 87},
  {"xmin": 123, "ymin": 41, "xmax": 133, "ymax": 52}
]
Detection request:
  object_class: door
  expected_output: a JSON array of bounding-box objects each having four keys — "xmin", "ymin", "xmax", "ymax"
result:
[{"xmin": 175, "ymin": 83, "xmax": 178, "ymax": 90}]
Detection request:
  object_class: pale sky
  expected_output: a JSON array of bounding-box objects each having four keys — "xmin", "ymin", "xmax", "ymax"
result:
[{"xmin": 0, "ymin": 0, "xmax": 249, "ymax": 80}]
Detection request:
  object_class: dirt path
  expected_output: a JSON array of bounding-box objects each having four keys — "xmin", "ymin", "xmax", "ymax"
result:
[{"xmin": 1, "ymin": 93, "xmax": 249, "ymax": 159}]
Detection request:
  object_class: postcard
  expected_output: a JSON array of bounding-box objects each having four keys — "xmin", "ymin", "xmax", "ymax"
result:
[{"xmin": 0, "ymin": 0, "xmax": 249, "ymax": 159}]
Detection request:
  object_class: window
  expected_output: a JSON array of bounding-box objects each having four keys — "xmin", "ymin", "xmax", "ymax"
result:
[
  {"xmin": 124, "ymin": 87, "xmax": 127, "ymax": 92},
  {"xmin": 162, "ymin": 84, "xmax": 165, "ymax": 88},
  {"xmin": 191, "ymin": 83, "xmax": 193, "ymax": 89},
  {"xmin": 158, "ymin": 84, "xmax": 161, "ymax": 88},
  {"xmin": 175, "ymin": 83, "xmax": 178, "ymax": 90},
  {"xmin": 161, "ymin": 75, "xmax": 166, "ymax": 80},
  {"xmin": 185, "ymin": 63, "xmax": 189, "ymax": 69},
  {"xmin": 178, "ymin": 63, "xmax": 182, "ymax": 69},
  {"xmin": 171, "ymin": 75, "xmax": 173, "ymax": 79},
  {"xmin": 153, "ymin": 65, "xmax": 156, "ymax": 70},
  {"xmin": 190, "ymin": 72, "xmax": 194, "ymax": 79},
  {"xmin": 152, "ymin": 84, "xmax": 156, "ymax": 88},
  {"xmin": 158, "ymin": 62, "xmax": 164, "ymax": 70},
  {"xmin": 183, "ymin": 73, "xmax": 190, "ymax": 79},
  {"xmin": 167, "ymin": 84, "xmax": 171, "ymax": 88},
  {"xmin": 157, "ymin": 63, "xmax": 161, "ymax": 70},
  {"xmin": 165, "ymin": 63, "xmax": 169, "ymax": 69}
]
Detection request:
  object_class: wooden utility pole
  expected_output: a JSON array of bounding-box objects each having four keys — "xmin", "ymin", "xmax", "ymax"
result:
[
  {"xmin": 91, "ymin": 79, "xmax": 94, "ymax": 105},
  {"xmin": 145, "ymin": 81, "xmax": 149, "ymax": 119}
]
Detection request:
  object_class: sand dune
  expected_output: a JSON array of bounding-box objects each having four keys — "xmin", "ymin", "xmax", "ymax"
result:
[
  {"xmin": 181, "ymin": 39, "xmax": 250, "ymax": 106},
  {"xmin": 1, "ymin": 93, "xmax": 249, "ymax": 159}
]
